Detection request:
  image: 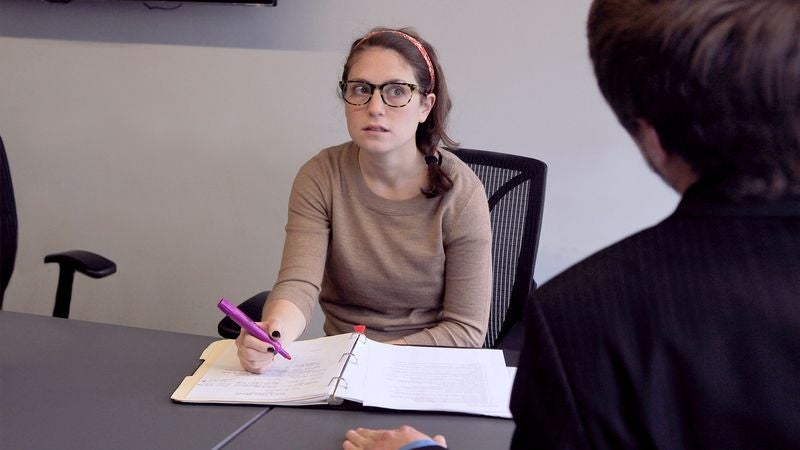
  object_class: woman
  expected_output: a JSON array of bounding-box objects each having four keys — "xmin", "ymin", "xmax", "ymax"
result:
[{"xmin": 236, "ymin": 27, "xmax": 492, "ymax": 373}]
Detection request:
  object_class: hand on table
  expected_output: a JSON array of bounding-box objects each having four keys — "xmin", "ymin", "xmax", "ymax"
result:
[{"xmin": 343, "ymin": 426, "xmax": 447, "ymax": 449}]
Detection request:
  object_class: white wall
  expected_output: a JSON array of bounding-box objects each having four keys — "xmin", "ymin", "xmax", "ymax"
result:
[{"xmin": 0, "ymin": 0, "xmax": 678, "ymax": 337}]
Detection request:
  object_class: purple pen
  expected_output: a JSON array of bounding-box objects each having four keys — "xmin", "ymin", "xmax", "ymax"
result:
[{"xmin": 217, "ymin": 298, "xmax": 292, "ymax": 360}]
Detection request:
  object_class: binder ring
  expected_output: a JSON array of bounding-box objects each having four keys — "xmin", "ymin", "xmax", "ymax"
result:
[
  {"xmin": 328, "ymin": 376, "xmax": 348, "ymax": 389},
  {"xmin": 338, "ymin": 352, "xmax": 358, "ymax": 364}
]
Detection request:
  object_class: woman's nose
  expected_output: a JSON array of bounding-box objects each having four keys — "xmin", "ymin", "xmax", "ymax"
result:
[{"xmin": 366, "ymin": 91, "xmax": 386, "ymax": 114}]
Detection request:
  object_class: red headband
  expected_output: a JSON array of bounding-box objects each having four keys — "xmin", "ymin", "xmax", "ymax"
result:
[{"xmin": 356, "ymin": 30, "xmax": 436, "ymax": 91}]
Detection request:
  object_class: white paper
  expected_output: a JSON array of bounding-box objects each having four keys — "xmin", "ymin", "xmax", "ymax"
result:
[
  {"xmin": 183, "ymin": 333, "xmax": 356, "ymax": 404},
  {"xmin": 174, "ymin": 333, "xmax": 514, "ymax": 418},
  {"xmin": 352, "ymin": 340, "xmax": 513, "ymax": 418}
]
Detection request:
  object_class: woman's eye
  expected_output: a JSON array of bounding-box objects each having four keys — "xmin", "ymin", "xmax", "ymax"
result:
[
  {"xmin": 385, "ymin": 85, "xmax": 407, "ymax": 97},
  {"xmin": 352, "ymin": 85, "xmax": 371, "ymax": 95}
]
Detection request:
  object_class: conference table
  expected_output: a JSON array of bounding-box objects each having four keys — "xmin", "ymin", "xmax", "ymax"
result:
[
  {"xmin": 0, "ymin": 311, "xmax": 516, "ymax": 449},
  {"xmin": 227, "ymin": 407, "xmax": 515, "ymax": 449}
]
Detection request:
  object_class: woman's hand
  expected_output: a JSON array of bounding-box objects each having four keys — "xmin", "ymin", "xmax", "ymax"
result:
[
  {"xmin": 234, "ymin": 299, "xmax": 306, "ymax": 374},
  {"xmin": 235, "ymin": 317, "xmax": 285, "ymax": 374},
  {"xmin": 343, "ymin": 426, "xmax": 446, "ymax": 449}
]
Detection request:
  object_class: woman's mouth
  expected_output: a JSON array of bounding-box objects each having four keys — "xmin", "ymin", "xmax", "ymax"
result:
[{"xmin": 363, "ymin": 125, "xmax": 389, "ymax": 132}]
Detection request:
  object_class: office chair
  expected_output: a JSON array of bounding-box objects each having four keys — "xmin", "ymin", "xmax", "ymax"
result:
[
  {"xmin": 218, "ymin": 148, "xmax": 547, "ymax": 349},
  {"xmin": 0, "ymin": 136, "xmax": 117, "ymax": 318},
  {"xmin": 454, "ymin": 148, "xmax": 546, "ymax": 347}
]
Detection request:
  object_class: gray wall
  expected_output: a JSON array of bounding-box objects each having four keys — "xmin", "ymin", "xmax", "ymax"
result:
[{"xmin": 0, "ymin": 0, "xmax": 677, "ymax": 338}]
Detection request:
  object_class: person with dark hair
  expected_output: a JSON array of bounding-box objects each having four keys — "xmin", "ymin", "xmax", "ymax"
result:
[
  {"xmin": 236, "ymin": 27, "xmax": 492, "ymax": 374},
  {"xmin": 343, "ymin": 1, "xmax": 800, "ymax": 449}
]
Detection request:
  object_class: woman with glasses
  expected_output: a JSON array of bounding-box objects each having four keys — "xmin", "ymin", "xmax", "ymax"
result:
[{"xmin": 236, "ymin": 27, "xmax": 492, "ymax": 374}]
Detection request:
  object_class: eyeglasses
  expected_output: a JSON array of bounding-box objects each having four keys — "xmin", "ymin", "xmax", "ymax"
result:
[{"xmin": 339, "ymin": 81, "xmax": 421, "ymax": 108}]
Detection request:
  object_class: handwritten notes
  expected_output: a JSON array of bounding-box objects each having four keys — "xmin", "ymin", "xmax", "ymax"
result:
[{"xmin": 173, "ymin": 333, "xmax": 512, "ymax": 418}]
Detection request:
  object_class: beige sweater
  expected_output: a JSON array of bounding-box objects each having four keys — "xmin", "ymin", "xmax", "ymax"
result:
[{"xmin": 268, "ymin": 142, "xmax": 492, "ymax": 346}]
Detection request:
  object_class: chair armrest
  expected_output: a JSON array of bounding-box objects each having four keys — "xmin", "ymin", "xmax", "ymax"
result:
[{"xmin": 44, "ymin": 250, "xmax": 116, "ymax": 278}]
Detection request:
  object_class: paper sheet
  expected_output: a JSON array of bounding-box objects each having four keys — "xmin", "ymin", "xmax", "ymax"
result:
[
  {"xmin": 353, "ymin": 340, "xmax": 513, "ymax": 418},
  {"xmin": 174, "ymin": 333, "xmax": 515, "ymax": 418},
  {"xmin": 176, "ymin": 333, "xmax": 356, "ymax": 404}
]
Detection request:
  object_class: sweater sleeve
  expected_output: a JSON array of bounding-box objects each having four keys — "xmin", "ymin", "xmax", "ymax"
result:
[
  {"xmin": 401, "ymin": 184, "xmax": 493, "ymax": 347},
  {"xmin": 267, "ymin": 157, "xmax": 331, "ymax": 323}
]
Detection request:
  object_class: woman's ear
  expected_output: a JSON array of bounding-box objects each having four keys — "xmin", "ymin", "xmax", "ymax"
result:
[{"xmin": 419, "ymin": 93, "xmax": 436, "ymax": 123}]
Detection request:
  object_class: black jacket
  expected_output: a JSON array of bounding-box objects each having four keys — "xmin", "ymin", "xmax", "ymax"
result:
[{"xmin": 511, "ymin": 182, "xmax": 800, "ymax": 449}]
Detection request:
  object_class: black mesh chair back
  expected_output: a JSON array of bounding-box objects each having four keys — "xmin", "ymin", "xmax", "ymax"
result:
[
  {"xmin": 453, "ymin": 148, "xmax": 547, "ymax": 348},
  {"xmin": 0, "ymin": 137, "xmax": 18, "ymax": 308}
]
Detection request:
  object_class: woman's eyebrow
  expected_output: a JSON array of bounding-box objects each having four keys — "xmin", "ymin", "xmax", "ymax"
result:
[{"xmin": 346, "ymin": 78, "xmax": 411, "ymax": 84}]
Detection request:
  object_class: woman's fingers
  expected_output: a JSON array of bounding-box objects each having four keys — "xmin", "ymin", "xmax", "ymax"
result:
[{"xmin": 235, "ymin": 322, "xmax": 278, "ymax": 373}]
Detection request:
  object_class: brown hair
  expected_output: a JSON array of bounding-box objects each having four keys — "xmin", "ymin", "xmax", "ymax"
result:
[
  {"xmin": 342, "ymin": 27, "xmax": 457, "ymax": 198},
  {"xmin": 588, "ymin": 0, "xmax": 800, "ymax": 200}
]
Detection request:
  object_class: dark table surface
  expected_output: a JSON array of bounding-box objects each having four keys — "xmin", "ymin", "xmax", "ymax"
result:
[
  {"xmin": 0, "ymin": 311, "xmax": 266, "ymax": 450},
  {"xmin": 0, "ymin": 311, "xmax": 522, "ymax": 449},
  {"xmin": 228, "ymin": 406, "xmax": 515, "ymax": 450}
]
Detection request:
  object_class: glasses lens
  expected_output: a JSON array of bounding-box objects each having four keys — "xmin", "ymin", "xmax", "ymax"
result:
[
  {"xmin": 343, "ymin": 82, "xmax": 373, "ymax": 105},
  {"xmin": 381, "ymin": 83, "xmax": 414, "ymax": 107}
]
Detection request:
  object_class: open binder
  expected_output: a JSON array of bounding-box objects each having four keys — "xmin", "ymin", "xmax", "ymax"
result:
[{"xmin": 171, "ymin": 332, "xmax": 513, "ymax": 418}]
